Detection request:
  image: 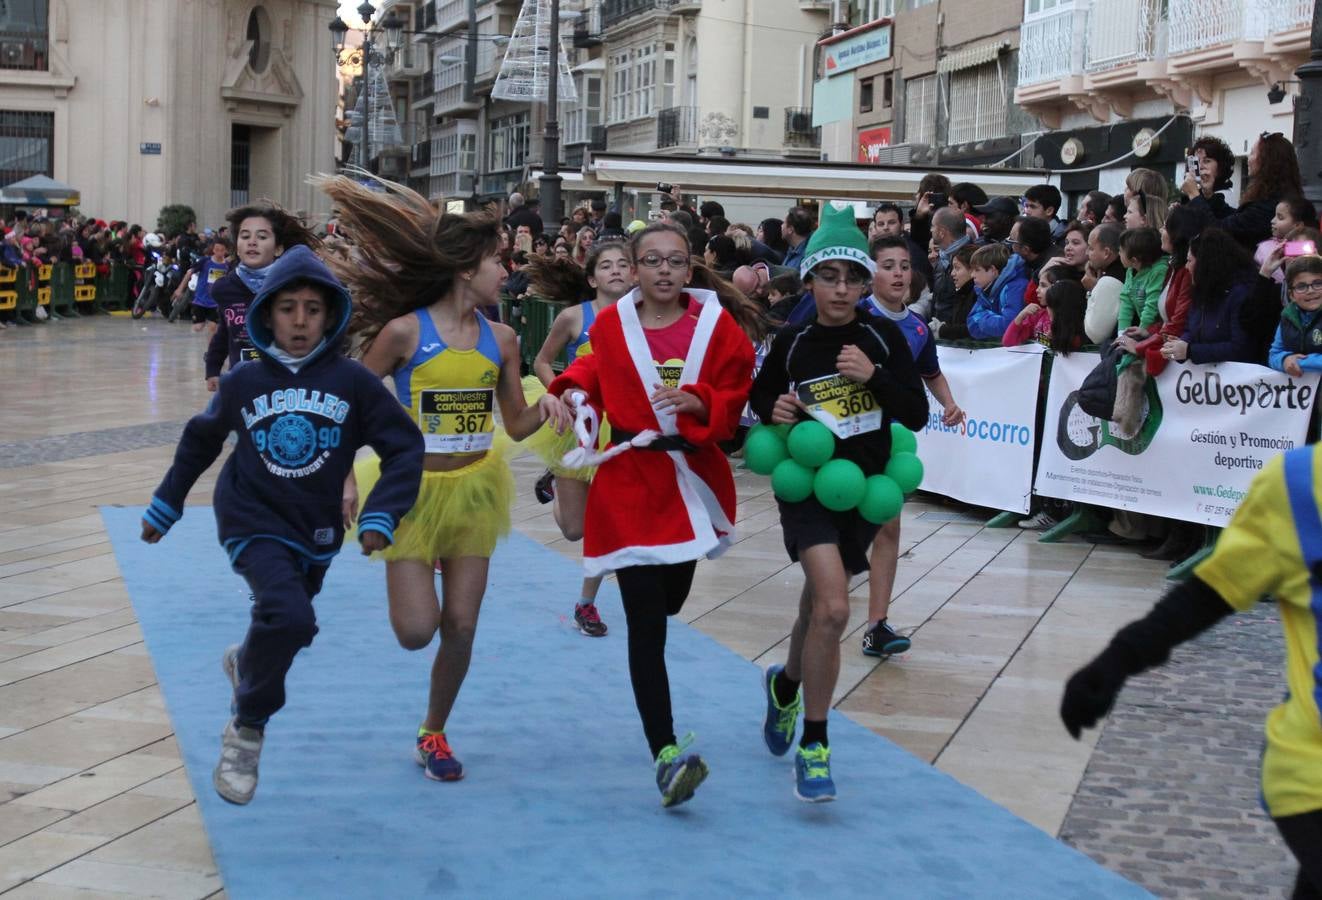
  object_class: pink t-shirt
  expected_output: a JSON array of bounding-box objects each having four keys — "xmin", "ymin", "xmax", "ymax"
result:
[{"xmin": 643, "ymin": 297, "xmax": 700, "ymax": 387}]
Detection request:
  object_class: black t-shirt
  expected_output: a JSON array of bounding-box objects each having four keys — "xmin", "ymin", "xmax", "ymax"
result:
[{"xmin": 750, "ymin": 310, "xmax": 929, "ymax": 475}]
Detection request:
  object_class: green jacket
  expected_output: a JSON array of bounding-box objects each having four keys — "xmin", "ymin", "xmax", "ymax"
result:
[{"xmin": 1116, "ymin": 257, "xmax": 1170, "ymax": 332}]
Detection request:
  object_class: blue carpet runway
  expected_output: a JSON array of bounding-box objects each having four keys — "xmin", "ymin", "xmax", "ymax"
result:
[{"xmin": 102, "ymin": 506, "xmax": 1148, "ymax": 899}]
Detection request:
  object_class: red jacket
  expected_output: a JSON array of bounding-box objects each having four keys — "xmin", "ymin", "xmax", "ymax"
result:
[{"xmin": 549, "ymin": 289, "xmax": 754, "ymax": 576}]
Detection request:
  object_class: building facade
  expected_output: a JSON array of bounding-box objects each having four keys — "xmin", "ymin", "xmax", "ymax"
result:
[
  {"xmin": 1013, "ymin": 0, "xmax": 1312, "ymax": 206},
  {"xmin": 0, "ymin": 0, "xmax": 340, "ymax": 227}
]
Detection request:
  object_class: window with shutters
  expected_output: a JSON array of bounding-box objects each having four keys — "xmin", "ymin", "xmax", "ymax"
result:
[
  {"xmin": 946, "ymin": 60, "xmax": 1007, "ymax": 144},
  {"xmin": 902, "ymin": 74, "xmax": 936, "ymax": 146}
]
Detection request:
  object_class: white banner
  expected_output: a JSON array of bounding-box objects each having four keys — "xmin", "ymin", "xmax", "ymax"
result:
[
  {"xmin": 1036, "ymin": 352, "xmax": 1319, "ymax": 526},
  {"xmin": 915, "ymin": 345, "xmax": 1045, "ymax": 514}
]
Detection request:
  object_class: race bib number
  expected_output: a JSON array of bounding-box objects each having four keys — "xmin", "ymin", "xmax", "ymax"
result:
[
  {"xmin": 419, "ymin": 388, "xmax": 495, "ymax": 453},
  {"xmin": 238, "ymin": 346, "xmax": 261, "ymax": 362},
  {"xmin": 797, "ymin": 374, "xmax": 881, "ymax": 438},
  {"xmin": 655, "ymin": 358, "xmax": 685, "ymax": 389}
]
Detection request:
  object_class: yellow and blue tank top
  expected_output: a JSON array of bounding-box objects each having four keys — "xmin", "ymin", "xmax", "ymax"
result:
[
  {"xmin": 395, "ymin": 308, "xmax": 501, "ymax": 454},
  {"xmin": 566, "ymin": 301, "xmax": 596, "ymax": 359}
]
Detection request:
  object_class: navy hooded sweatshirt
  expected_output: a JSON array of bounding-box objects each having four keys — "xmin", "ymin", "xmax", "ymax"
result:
[
  {"xmin": 146, "ymin": 245, "xmax": 424, "ymax": 564},
  {"xmin": 204, "ymin": 272, "xmax": 257, "ymax": 378}
]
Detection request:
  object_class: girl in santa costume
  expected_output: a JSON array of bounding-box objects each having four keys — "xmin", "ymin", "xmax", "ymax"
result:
[
  {"xmin": 317, "ymin": 174, "xmax": 570, "ymax": 784},
  {"xmin": 546, "ymin": 221, "xmax": 760, "ymax": 807}
]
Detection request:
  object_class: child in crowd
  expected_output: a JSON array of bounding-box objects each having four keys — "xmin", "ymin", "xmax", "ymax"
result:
[
  {"xmin": 1115, "ymin": 227, "xmax": 1169, "ymax": 335},
  {"xmin": 966, "ymin": 242, "xmax": 1030, "ymax": 341},
  {"xmin": 204, "ymin": 205, "xmax": 319, "ymax": 391},
  {"xmin": 751, "ymin": 203, "xmax": 928, "ymax": 801},
  {"xmin": 140, "ymin": 245, "xmax": 425, "ymax": 805},
  {"xmin": 766, "ymin": 271, "xmax": 804, "ymax": 325},
  {"xmin": 928, "ymin": 244, "xmax": 977, "ymax": 341},
  {"xmin": 1256, "ymin": 197, "xmax": 1319, "ymax": 284},
  {"xmin": 1269, "ymin": 254, "xmax": 1322, "ymax": 376},
  {"xmin": 1003, "ymin": 265, "xmax": 1084, "ymax": 349}
]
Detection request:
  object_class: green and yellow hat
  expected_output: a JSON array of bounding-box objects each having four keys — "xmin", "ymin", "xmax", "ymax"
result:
[{"xmin": 799, "ymin": 200, "xmax": 875, "ymax": 279}]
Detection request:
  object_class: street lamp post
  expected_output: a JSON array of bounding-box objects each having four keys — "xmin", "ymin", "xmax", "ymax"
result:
[
  {"xmin": 1295, "ymin": 4, "xmax": 1322, "ymax": 205},
  {"xmin": 539, "ymin": 1, "xmax": 563, "ymax": 227},
  {"xmin": 329, "ymin": 2, "xmax": 403, "ymax": 172}
]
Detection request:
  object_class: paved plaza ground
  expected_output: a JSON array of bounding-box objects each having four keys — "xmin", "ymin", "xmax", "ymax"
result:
[{"xmin": 0, "ymin": 318, "xmax": 1298, "ymax": 898}]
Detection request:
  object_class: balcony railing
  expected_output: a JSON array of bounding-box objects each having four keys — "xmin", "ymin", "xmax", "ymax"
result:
[
  {"xmin": 1267, "ymin": 0, "xmax": 1313, "ymax": 29},
  {"xmin": 1018, "ymin": 6, "xmax": 1084, "ymax": 86},
  {"xmin": 783, "ymin": 108, "xmax": 820, "ymax": 149},
  {"xmin": 656, "ymin": 106, "xmax": 699, "ymax": 149},
  {"xmin": 412, "ymin": 137, "xmax": 431, "ymax": 168},
  {"xmin": 0, "ymin": 30, "xmax": 48, "ymax": 71},
  {"xmin": 435, "ymin": 0, "xmax": 467, "ymax": 32},
  {"xmin": 602, "ymin": 0, "xmax": 672, "ymax": 29},
  {"xmin": 1086, "ymin": 0, "xmax": 1162, "ymax": 71},
  {"xmin": 1168, "ymin": 0, "xmax": 1266, "ymax": 55}
]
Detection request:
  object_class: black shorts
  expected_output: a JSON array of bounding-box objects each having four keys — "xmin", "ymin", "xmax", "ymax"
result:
[
  {"xmin": 191, "ymin": 304, "xmax": 218, "ymax": 324},
  {"xmin": 777, "ymin": 495, "xmax": 881, "ymax": 576}
]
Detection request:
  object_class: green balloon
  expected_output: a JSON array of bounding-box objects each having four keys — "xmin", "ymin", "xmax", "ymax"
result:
[
  {"xmin": 771, "ymin": 458, "xmax": 816, "ymax": 503},
  {"xmin": 884, "ymin": 452, "xmax": 924, "ymax": 494},
  {"xmin": 890, "ymin": 422, "xmax": 918, "ymax": 456},
  {"xmin": 744, "ymin": 425, "xmax": 789, "ymax": 475},
  {"xmin": 770, "ymin": 423, "xmax": 794, "ymax": 439},
  {"xmin": 787, "ymin": 420, "xmax": 835, "ymax": 468},
  {"xmin": 813, "ymin": 458, "xmax": 867, "ymax": 512},
  {"xmin": 859, "ymin": 475, "xmax": 904, "ymax": 524}
]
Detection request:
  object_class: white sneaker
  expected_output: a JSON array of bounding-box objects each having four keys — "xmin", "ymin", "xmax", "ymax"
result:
[
  {"xmin": 1018, "ymin": 511, "xmax": 1058, "ymax": 530},
  {"xmin": 214, "ymin": 719, "xmax": 263, "ymax": 805}
]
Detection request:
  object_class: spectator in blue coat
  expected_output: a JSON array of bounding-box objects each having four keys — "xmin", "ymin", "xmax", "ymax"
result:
[
  {"xmin": 966, "ymin": 242, "xmax": 1030, "ymax": 341},
  {"xmin": 1160, "ymin": 228, "xmax": 1259, "ymax": 366}
]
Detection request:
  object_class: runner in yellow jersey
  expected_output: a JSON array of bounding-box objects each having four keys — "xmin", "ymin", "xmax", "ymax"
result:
[
  {"xmin": 318, "ymin": 174, "xmax": 569, "ymax": 784},
  {"xmin": 1062, "ymin": 445, "xmax": 1322, "ymax": 896},
  {"xmin": 524, "ymin": 241, "xmax": 635, "ymax": 636}
]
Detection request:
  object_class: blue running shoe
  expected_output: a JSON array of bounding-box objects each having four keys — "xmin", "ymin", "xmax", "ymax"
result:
[
  {"xmin": 762, "ymin": 665, "xmax": 801, "ymax": 757},
  {"xmin": 416, "ymin": 730, "xmax": 464, "ymax": 782},
  {"xmin": 795, "ymin": 743, "xmax": 836, "ymax": 803},
  {"xmin": 655, "ymin": 733, "xmax": 709, "ymax": 808}
]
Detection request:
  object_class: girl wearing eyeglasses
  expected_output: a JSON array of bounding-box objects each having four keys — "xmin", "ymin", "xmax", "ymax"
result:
[{"xmin": 543, "ymin": 221, "xmax": 760, "ymax": 808}]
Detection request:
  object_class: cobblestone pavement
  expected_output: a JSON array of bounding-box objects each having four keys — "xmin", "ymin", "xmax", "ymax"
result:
[
  {"xmin": 0, "ymin": 421, "xmax": 188, "ymax": 468},
  {"xmin": 1061, "ymin": 599, "xmax": 1296, "ymax": 898}
]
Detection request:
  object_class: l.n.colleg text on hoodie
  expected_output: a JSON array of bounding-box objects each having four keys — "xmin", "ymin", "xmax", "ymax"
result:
[{"xmin": 146, "ymin": 245, "xmax": 424, "ymax": 563}]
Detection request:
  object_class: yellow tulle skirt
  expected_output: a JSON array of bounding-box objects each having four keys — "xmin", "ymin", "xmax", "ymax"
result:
[
  {"xmin": 354, "ymin": 442, "xmax": 514, "ymax": 562},
  {"xmin": 519, "ymin": 374, "xmax": 608, "ymax": 482}
]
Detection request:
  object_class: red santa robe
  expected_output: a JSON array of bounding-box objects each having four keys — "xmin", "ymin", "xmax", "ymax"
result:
[{"xmin": 548, "ymin": 288, "xmax": 754, "ymax": 577}]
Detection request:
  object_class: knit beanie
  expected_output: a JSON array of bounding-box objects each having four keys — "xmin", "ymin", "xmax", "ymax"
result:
[{"xmin": 799, "ymin": 200, "xmax": 875, "ymax": 278}]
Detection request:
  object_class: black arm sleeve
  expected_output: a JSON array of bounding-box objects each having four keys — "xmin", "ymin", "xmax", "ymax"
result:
[{"xmin": 1105, "ymin": 576, "xmax": 1236, "ymax": 676}]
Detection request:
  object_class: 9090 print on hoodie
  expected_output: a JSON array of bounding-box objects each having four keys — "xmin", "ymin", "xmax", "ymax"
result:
[{"xmin": 144, "ymin": 245, "xmax": 424, "ymax": 564}]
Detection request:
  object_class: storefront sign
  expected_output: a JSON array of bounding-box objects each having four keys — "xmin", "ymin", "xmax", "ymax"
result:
[
  {"xmin": 857, "ymin": 126, "xmax": 893, "ymax": 163},
  {"xmin": 822, "ymin": 24, "xmax": 893, "ymax": 77}
]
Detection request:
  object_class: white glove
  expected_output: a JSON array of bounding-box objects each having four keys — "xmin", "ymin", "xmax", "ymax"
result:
[{"xmin": 929, "ymin": 319, "xmax": 944, "ymax": 338}]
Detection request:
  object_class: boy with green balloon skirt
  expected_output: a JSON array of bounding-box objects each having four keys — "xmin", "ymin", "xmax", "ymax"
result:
[{"xmin": 747, "ymin": 200, "xmax": 929, "ymax": 802}]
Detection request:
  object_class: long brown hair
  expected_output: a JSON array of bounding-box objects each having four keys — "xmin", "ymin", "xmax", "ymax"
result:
[
  {"xmin": 311, "ymin": 173, "xmax": 500, "ymax": 351},
  {"xmin": 525, "ymin": 254, "xmax": 591, "ymax": 305},
  {"xmin": 1242, "ymin": 133, "xmax": 1304, "ymax": 204},
  {"xmin": 629, "ymin": 222, "xmax": 768, "ymax": 341}
]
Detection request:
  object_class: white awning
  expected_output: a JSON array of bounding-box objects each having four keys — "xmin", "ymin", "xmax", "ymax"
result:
[
  {"xmin": 571, "ymin": 153, "xmax": 1052, "ymax": 202},
  {"xmin": 572, "ymin": 58, "xmax": 605, "ymax": 74},
  {"xmin": 937, "ymin": 40, "xmax": 1008, "ymax": 74}
]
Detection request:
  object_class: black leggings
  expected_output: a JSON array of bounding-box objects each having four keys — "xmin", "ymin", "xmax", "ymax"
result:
[
  {"xmin": 1276, "ymin": 809, "xmax": 1322, "ymax": 900},
  {"xmin": 616, "ymin": 561, "xmax": 696, "ymax": 759}
]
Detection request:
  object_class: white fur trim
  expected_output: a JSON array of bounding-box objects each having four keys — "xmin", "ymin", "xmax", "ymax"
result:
[{"xmin": 583, "ymin": 532, "xmax": 730, "ymax": 578}]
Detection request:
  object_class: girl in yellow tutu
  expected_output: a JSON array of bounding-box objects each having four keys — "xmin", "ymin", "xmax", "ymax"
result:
[
  {"xmin": 317, "ymin": 174, "xmax": 570, "ymax": 783},
  {"xmin": 523, "ymin": 241, "xmax": 635, "ymax": 636}
]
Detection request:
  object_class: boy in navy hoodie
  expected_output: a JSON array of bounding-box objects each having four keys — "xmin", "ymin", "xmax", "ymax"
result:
[{"xmin": 141, "ymin": 245, "xmax": 424, "ymax": 805}]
